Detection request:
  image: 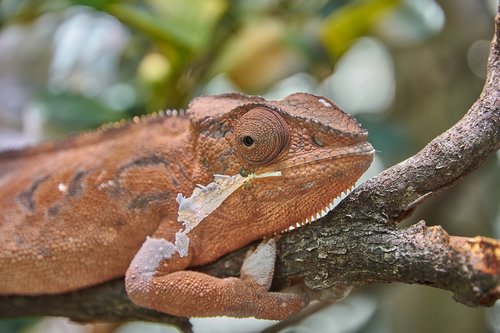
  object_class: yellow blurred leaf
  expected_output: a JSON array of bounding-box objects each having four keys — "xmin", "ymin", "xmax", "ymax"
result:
[
  {"xmin": 138, "ymin": 52, "xmax": 171, "ymax": 83},
  {"xmin": 214, "ymin": 19, "xmax": 304, "ymax": 91},
  {"xmin": 320, "ymin": 0, "xmax": 401, "ymax": 59},
  {"xmin": 106, "ymin": 0, "xmax": 227, "ymax": 52}
]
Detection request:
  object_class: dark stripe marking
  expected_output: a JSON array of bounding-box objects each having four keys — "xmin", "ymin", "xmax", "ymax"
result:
[
  {"xmin": 67, "ymin": 170, "xmax": 87, "ymax": 197},
  {"xmin": 178, "ymin": 165, "xmax": 189, "ymax": 181},
  {"xmin": 111, "ymin": 154, "xmax": 171, "ymax": 199},
  {"xmin": 47, "ymin": 204, "xmax": 61, "ymax": 217},
  {"xmin": 128, "ymin": 192, "xmax": 171, "ymax": 210},
  {"xmin": 113, "ymin": 218, "xmax": 127, "ymax": 228},
  {"xmin": 117, "ymin": 154, "xmax": 170, "ymax": 176},
  {"xmin": 17, "ymin": 175, "xmax": 50, "ymax": 212}
]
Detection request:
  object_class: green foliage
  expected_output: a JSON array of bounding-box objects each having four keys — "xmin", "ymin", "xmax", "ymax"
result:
[
  {"xmin": 0, "ymin": 0, "xmax": 406, "ymax": 115},
  {"xmin": 106, "ymin": 0, "xmax": 228, "ymax": 53},
  {"xmin": 0, "ymin": 318, "xmax": 38, "ymax": 333},
  {"xmin": 36, "ymin": 91, "xmax": 128, "ymax": 135},
  {"xmin": 320, "ymin": 0, "xmax": 401, "ymax": 58}
]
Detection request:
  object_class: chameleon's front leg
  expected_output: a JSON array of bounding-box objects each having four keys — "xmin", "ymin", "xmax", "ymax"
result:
[{"xmin": 125, "ymin": 236, "xmax": 307, "ymax": 319}]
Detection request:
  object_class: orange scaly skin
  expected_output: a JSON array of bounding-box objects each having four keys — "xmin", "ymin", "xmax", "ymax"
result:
[{"xmin": 0, "ymin": 93, "xmax": 374, "ymax": 319}]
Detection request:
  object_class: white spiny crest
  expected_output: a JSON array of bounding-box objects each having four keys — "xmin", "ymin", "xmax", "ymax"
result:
[
  {"xmin": 159, "ymin": 108, "xmax": 186, "ymax": 117},
  {"xmin": 283, "ymin": 184, "xmax": 358, "ymax": 234}
]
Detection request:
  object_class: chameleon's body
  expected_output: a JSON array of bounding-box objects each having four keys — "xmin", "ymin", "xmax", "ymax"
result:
[{"xmin": 0, "ymin": 93, "xmax": 373, "ymax": 319}]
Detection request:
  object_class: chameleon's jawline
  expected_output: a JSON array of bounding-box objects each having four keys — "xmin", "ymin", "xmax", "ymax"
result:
[{"xmin": 278, "ymin": 185, "xmax": 355, "ymax": 235}]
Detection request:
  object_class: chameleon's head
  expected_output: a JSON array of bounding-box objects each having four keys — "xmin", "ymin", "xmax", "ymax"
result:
[{"xmin": 187, "ymin": 93, "xmax": 374, "ymax": 250}]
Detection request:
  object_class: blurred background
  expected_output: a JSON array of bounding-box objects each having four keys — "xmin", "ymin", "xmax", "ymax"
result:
[{"xmin": 0, "ymin": 0, "xmax": 498, "ymax": 332}]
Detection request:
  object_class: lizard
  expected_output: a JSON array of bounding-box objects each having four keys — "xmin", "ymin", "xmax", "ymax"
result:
[{"xmin": 0, "ymin": 92, "xmax": 374, "ymax": 320}]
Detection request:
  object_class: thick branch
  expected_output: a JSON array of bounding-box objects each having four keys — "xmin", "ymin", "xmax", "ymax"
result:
[
  {"xmin": 1, "ymin": 9, "xmax": 499, "ymax": 330},
  {"xmin": 272, "ymin": 10, "xmax": 500, "ymax": 305},
  {"xmin": 274, "ymin": 221, "xmax": 500, "ymax": 307}
]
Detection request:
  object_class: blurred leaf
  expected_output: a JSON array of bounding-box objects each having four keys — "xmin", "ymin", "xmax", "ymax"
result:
[
  {"xmin": 146, "ymin": 0, "xmax": 227, "ymax": 48},
  {"xmin": 213, "ymin": 19, "xmax": 304, "ymax": 92},
  {"xmin": 105, "ymin": 3, "xmax": 195, "ymax": 51},
  {"xmin": 37, "ymin": 91, "xmax": 127, "ymax": 135},
  {"xmin": 0, "ymin": 0, "xmax": 66, "ymax": 25},
  {"xmin": 320, "ymin": 0, "xmax": 401, "ymax": 59},
  {"xmin": 376, "ymin": 0, "xmax": 445, "ymax": 45},
  {"xmin": 69, "ymin": 0, "xmax": 112, "ymax": 11},
  {"xmin": 0, "ymin": 318, "xmax": 38, "ymax": 333},
  {"xmin": 104, "ymin": 0, "xmax": 227, "ymax": 53}
]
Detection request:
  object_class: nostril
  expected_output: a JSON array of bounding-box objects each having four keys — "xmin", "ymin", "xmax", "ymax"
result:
[{"xmin": 313, "ymin": 137, "xmax": 324, "ymax": 147}]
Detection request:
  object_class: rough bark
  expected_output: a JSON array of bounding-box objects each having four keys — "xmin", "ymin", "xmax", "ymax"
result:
[
  {"xmin": 272, "ymin": 9, "xmax": 500, "ymax": 306},
  {"xmin": 1, "ymin": 7, "xmax": 499, "ymax": 333}
]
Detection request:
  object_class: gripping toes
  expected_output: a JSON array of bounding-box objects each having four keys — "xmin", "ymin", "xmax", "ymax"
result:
[
  {"xmin": 222, "ymin": 276, "xmax": 307, "ymax": 319},
  {"xmin": 126, "ymin": 238, "xmax": 307, "ymax": 319},
  {"xmin": 234, "ymin": 238, "xmax": 308, "ymax": 319}
]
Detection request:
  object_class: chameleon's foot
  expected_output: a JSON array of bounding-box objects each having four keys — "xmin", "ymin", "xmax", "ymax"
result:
[
  {"xmin": 236, "ymin": 238, "xmax": 309, "ymax": 319},
  {"xmin": 125, "ymin": 238, "xmax": 307, "ymax": 319}
]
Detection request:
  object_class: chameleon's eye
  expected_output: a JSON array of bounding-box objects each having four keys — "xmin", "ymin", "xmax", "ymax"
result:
[{"xmin": 234, "ymin": 107, "xmax": 289, "ymax": 165}]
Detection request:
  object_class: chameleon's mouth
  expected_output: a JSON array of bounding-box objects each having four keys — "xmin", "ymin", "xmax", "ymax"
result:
[
  {"xmin": 281, "ymin": 186, "xmax": 353, "ymax": 234},
  {"xmin": 256, "ymin": 141, "xmax": 375, "ymax": 234}
]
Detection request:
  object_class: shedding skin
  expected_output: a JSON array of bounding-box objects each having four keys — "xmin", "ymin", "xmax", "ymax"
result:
[{"xmin": 0, "ymin": 93, "xmax": 373, "ymax": 319}]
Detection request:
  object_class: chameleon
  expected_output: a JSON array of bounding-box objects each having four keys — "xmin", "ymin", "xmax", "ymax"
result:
[{"xmin": 0, "ymin": 93, "xmax": 374, "ymax": 320}]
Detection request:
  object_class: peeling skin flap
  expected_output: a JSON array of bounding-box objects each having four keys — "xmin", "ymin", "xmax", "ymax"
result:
[
  {"xmin": 176, "ymin": 174, "xmax": 248, "ymax": 230},
  {"xmin": 174, "ymin": 172, "xmax": 281, "ymax": 256}
]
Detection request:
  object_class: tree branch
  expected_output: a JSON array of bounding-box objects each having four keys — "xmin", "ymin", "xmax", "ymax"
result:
[
  {"xmin": 271, "ymin": 9, "xmax": 500, "ymax": 305},
  {"xmin": 1, "ymin": 8, "xmax": 499, "ymax": 332}
]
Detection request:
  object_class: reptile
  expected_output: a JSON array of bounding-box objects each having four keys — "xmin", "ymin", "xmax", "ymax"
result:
[{"xmin": 0, "ymin": 93, "xmax": 374, "ymax": 320}]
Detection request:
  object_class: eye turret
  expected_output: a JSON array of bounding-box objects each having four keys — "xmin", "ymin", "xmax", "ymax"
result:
[{"xmin": 233, "ymin": 107, "xmax": 289, "ymax": 166}]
